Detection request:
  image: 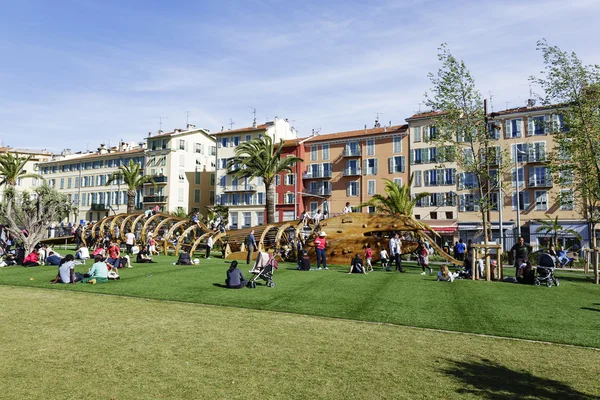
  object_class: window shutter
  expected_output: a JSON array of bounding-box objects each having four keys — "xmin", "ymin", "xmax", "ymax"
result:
[
  {"xmin": 422, "ymin": 148, "xmax": 430, "ymax": 163},
  {"xmin": 363, "ymin": 159, "xmax": 368, "ymax": 175},
  {"xmin": 346, "ymin": 184, "xmax": 351, "ymax": 197},
  {"xmin": 409, "ymin": 151, "xmax": 414, "ymax": 165},
  {"xmin": 451, "ymin": 169, "xmax": 457, "ymax": 185},
  {"xmin": 527, "ymin": 143, "xmax": 534, "ymax": 162},
  {"xmin": 474, "ymin": 197, "xmax": 480, "ymax": 211},
  {"xmin": 400, "ymin": 156, "xmax": 406, "ymax": 173},
  {"xmin": 529, "ymin": 167, "xmax": 534, "ymax": 186},
  {"xmin": 458, "ymin": 173, "xmax": 464, "ymax": 190},
  {"xmin": 424, "ymin": 170, "xmax": 430, "ymax": 186},
  {"xmin": 524, "ymin": 191, "xmax": 530, "ymax": 208},
  {"xmin": 389, "ymin": 157, "xmax": 394, "ymax": 173},
  {"xmin": 505, "ymin": 121, "xmax": 512, "ymax": 138},
  {"xmin": 516, "ymin": 119, "xmax": 522, "ymax": 138},
  {"xmin": 374, "ymin": 159, "xmax": 378, "ymax": 175},
  {"xmin": 436, "ymin": 169, "xmax": 443, "ymax": 186},
  {"xmin": 528, "ymin": 118, "xmax": 534, "ymax": 136}
]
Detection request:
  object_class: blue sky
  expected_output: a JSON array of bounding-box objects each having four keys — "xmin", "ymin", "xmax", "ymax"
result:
[{"xmin": 1, "ymin": 0, "xmax": 599, "ymax": 152}]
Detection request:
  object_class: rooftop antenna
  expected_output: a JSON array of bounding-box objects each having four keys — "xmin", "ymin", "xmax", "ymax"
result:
[
  {"xmin": 228, "ymin": 118, "xmax": 235, "ymax": 130},
  {"xmin": 158, "ymin": 116, "xmax": 168, "ymax": 131},
  {"xmin": 374, "ymin": 112, "xmax": 382, "ymax": 128},
  {"xmin": 250, "ymin": 107, "xmax": 257, "ymax": 128},
  {"xmin": 186, "ymin": 111, "xmax": 191, "ymax": 125},
  {"xmin": 417, "ymin": 102, "xmax": 422, "ymax": 113},
  {"xmin": 489, "ymin": 91, "xmax": 494, "ymax": 112}
]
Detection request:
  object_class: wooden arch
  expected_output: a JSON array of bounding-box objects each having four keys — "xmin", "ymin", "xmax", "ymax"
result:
[
  {"xmin": 99, "ymin": 215, "xmax": 116, "ymax": 238},
  {"xmin": 119, "ymin": 214, "xmax": 140, "ymax": 240},
  {"xmin": 152, "ymin": 217, "xmax": 179, "ymax": 238},
  {"xmin": 174, "ymin": 224, "xmax": 208, "ymax": 255},
  {"xmin": 141, "ymin": 213, "xmax": 172, "ymax": 243},
  {"xmin": 163, "ymin": 220, "xmax": 189, "ymax": 255},
  {"xmin": 110, "ymin": 214, "xmax": 128, "ymax": 240},
  {"xmin": 188, "ymin": 231, "xmax": 227, "ymax": 256}
]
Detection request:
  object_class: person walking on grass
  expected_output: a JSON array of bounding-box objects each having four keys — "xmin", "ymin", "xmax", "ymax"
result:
[
  {"xmin": 417, "ymin": 241, "xmax": 433, "ymax": 275},
  {"xmin": 314, "ymin": 231, "xmax": 328, "ymax": 270},
  {"xmin": 389, "ymin": 232, "xmax": 404, "ymax": 272},
  {"xmin": 364, "ymin": 243, "xmax": 373, "ymax": 272},
  {"xmin": 455, "ymin": 238, "xmax": 466, "ymax": 261},
  {"xmin": 206, "ymin": 235, "xmax": 213, "ymax": 259},
  {"xmin": 245, "ymin": 230, "xmax": 256, "ymax": 264},
  {"xmin": 125, "ymin": 230, "xmax": 135, "ymax": 255}
]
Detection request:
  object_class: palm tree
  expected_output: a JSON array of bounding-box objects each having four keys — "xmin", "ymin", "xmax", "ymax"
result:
[
  {"xmin": 361, "ymin": 174, "xmax": 432, "ymax": 231},
  {"xmin": 226, "ymin": 136, "xmax": 302, "ymax": 224},
  {"xmin": 0, "ymin": 152, "xmax": 43, "ymax": 187},
  {"xmin": 535, "ymin": 215, "xmax": 582, "ymax": 248},
  {"xmin": 107, "ymin": 160, "xmax": 155, "ymax": 214}
]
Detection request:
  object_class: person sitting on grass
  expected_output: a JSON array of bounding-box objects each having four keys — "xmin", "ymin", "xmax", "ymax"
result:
[
  {"xmin": 106, "ymin": 241, "xmax": 121, "ymax": 269},
  {"xmin": 92, "ymin": 246, "xmax": 106, "ymax": 260},
  {"xmin": 136, "ymin": 246, "xmax": 155, "ymax": 263},
  {"xmin": 23, "ymin": 248, "xmax": 41, "ymax": 267},
  {"xmin": 516, "ymin": 261, "xmax": 535, "ymax": 284},
  {"xmin": 226, "ymin": 261, "xmax": 247, "ymax": 289},
  {"xmin": 75, "ymin": 245, "xmax": 90, "ymax": 263},
  {"xmin": 45, "ymin": 251, "xmax": 63, "ymax": 266},
  {"xmin": 82, "ymin": 255, "xmax": 109, "ymax": 284},
  {"xmin": 347, "ymin": 254, "xmax": 366, "ymax": 274},
  {"xmin": 50, "ymin": 254, "xmax": 82, "ymax": 284},
  {"xmin": 437, "ymin": 265, "xmax": 456, "ymax": 282}
]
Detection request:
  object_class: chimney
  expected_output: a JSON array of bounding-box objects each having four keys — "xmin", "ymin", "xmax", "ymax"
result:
[
  {"xmin": 148, "ymin": 131, "xmax": 152, "ymax": 137},
  {"xmin": 527, "ymin": 98, "xmax": 536, "ymax": 108},
  {"xmin": 186, "ymin": 123, "xmax": 196, "ymax": 130},
  {"xmin": 389, "ymin": 120, "xmax": 392, "ymax": 127}
]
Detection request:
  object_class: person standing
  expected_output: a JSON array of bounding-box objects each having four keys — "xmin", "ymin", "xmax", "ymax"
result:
[
  {"xmin": 510, "ymin": 236, "xmax": 533, "ymax": 277},
  {"xmin": 314, "ymin": 231, "xmax": 328, "ymax": 270},
  {"xmin": 364, "ymin": 243, "xmax": 373, "ymax": 272},
  {"xmin": 389, "ymin": 233, "xmax": 404, "ymax": 272},
  {"xmin": 125, "ymin": 230, "xmax": 136, "ymax": 255},
  {"xmin": 342, "ymin": 202, "xmax": 352, "ymax": 214},
  {"xmin": 206, "ymin": 235, "xmax": 213, "ymax": 259},
  {"xmin": 455, "ymin": 238, "xmax": 466, "ymax": 261},
  {"xmin": 245, "ymin": 230, "xmax": 256, "ymax": 264},
  {"xmin": 74, "ymin": 225, "xmax": 82, "ymax": 248}
]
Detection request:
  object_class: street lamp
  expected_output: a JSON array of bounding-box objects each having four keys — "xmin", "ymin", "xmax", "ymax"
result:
[{"xmin": 514, "ymin": 146, "xmax": 527, "ymax": 237}]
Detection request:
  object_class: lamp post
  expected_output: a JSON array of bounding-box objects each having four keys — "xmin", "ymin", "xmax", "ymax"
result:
[{"xmin": 514, "ymin": 146, "xmax": 527, "ymax": 237}]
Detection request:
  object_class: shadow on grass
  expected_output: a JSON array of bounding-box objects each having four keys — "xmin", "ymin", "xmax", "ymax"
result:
[
  {"xmin": 441, "ymin": 358, "xmax": 595, "ymax": 399},
  {"xmin": 581, "ymin": 307, "xmax": 600, "ymax": 313}
]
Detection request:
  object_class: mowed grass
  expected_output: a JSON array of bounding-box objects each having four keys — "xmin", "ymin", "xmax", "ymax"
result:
[
  {"xmin": 0, "ymin": 286, "xmax": 599, "ymax": 400},
  {"xmin": 1, "ymin": 255, "xmax": 599, "ymax": 348}
]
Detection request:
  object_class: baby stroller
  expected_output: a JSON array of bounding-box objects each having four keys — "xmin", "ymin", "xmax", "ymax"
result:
[
  {"xmin": 535, "ymin": 253, "xmax": 560, "ymax": 287},
  {"xmin": 248, "ymin": 251, "xmax": 278, "ymax": 288}
]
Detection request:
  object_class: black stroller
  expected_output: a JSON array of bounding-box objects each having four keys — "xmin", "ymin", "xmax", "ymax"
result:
[
  {"xmin": 248, "ymin": 251, "xmax": 278, "ymax": 288},
  {"xmin": 535, "ymin": 253, "xmax": 560, "ymax": 287}
]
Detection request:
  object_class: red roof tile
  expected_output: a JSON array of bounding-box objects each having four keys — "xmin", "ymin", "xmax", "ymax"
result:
[{"xmin": 303, "ymin": 124, "xmax": 408, "ymax": 143}]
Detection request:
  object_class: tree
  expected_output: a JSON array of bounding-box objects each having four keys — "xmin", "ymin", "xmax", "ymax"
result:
[
  {"xmin": 226, "ymin": 136, "xmax": 302, "ymax": 224},
  {"xmin": 531, "ymin": 39, "xmax": 600, "ymax": 283},
  {"xmin": 535, "ymin": 215, "xmax": 582, "ymax": 248},
  {"xmin": 424, "ymin": 44, "xmax": 508, "ymax": 245},
  {"xmin": 169, "ymin": 207, "xmax": 189, "ymax": 219},
  {"xmin": 106, "ymin": 160, "xmax": 155, "ymax": 214},
  {"xmin": 361, "ymin": 174, "xmax": 428, "ymax": 217},
  {"xmin": 0, "ymin": 185, "xmax": 74, "ymax": 254},
  {"xmin": 0, "ymin": 152, "xmax": 43, "ymax": 187}
]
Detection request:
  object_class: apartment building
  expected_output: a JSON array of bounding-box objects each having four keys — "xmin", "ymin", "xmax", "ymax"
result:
[
  {"xmin": 404, "ymin": 113, "xmax": 459, "ymax": 245},
  {"xmin": 143, "ymin": 125, "xmax": 216, "ymax": 215},
  {"xmin": 0, "ymin": 146, "xmax": 53, "ymax": 192},
  {"xmin": 38, "ymin": 143, "xmax": 145, "ymax": 223},
  {"xmin": 274, "ymin": 138, "xmax": 306, "ymax": 222},
  {"xmin": 213, "ymin": 118, "xmax": 298, "ymax": 229},
  {"xmin": 302, "ymin": 123, "xmax": 410, "ymax": 216}
]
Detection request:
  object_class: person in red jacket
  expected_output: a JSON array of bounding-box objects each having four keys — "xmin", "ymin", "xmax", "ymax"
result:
[
  {"xmin": 314, "ymin": 231, "xmax": 328, "ymax": 270},
  {"xmin": 23, "ymin": 248, "xmax": 41, "ymax": 267},
  {"xmin": 107, "ymin": 241, "xmax": 121, "ymax": 268}
]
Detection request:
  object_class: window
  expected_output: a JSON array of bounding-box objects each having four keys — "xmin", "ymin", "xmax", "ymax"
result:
[
  {"xmin": 194, "ymin": 190, "xmax": 200, "ymax": 203},
  {"xmin": 528, "ymin": 115, "xmax": 550, "ymax": 136},
  {"xmin": 195, "ymin": 143, "xmax": 203, "ymax": 154},
  {"xmin": 231, "ymin": 136, "xmax": 240, "ymax": 147},
  {"xmin": 446, "ymin": 211, "xmax": 453, "ymax": 219},
  {"xmin": 364, "ymin": 158, "xmax": 378, "ymax": 175},
  {"xmin": 309, "ymin": 202, "xmax": 318, "ymax": 213},
  {"xmin": 209, "ymin": 190, "xmax": 215, "ymax": 204},
  {"xmin": 463, "ymin": 148, "xmax": 474, "ymax": 164},
  {"xmin": 560, "ymin": 190, "xmax": 574, "ymax": 210},
  {"xmin": 459, "ymin": 193, "xmax": 480, "ymax": 212},
  {"xmin": 511, "ymin": 143, "xmax": 528, "ymax": 162},
  {"xmin": 179, "ymin": 140, "xmax": 186, "ymax": 150},
  {"xmin": 195, "ymin": 172, "xmax": 201, "ymax": 184},
  {"xmin": 511, "ymin": 167, "xmax": 525, "ymax": 187},
  {"xmin": 311, "ymin": 146, "xmax": 318, "ymax": 161},
  {"xmin": 59, "ymin": 178, "xmax": 64, "ymax": 189},
  {"xmin": 323, "ymin": 162, "xmax": 332, "ymax": 178},
  {"xmin": 242, "ymin": 212, "xmax": 251, "ymax": 228},
  {"xmin": 512, "ymin": 191, "xmax": 531, "ymax": 210},
  {"xmin": 552, "ymin": 114, "xmax": 567, "ymax": 132},
  {"xmin": 210, "ymin": 146, "xmax": 216, "ymax": 156},
  {"xmin": 275, "ymin": 175, "xmax": 281, "ymax": 186},
  {"xmin": 220, "ymin": 137, "xmax": 229, "ymax": 148},
  {"xmin": 74, "ymin": 177, "xmax": 79, "ymax": 188},
  {"xmin": 368, "ymin": 206, "xmax": 376, "ymax": 214},
  {"xmin": 393, "ymin": 178, "xmax": 403, "ymax": 187},
  {"xmin": 393, "ymin": 136, "xmax": 402, "ymax": 153},
  {"xmin": 322, "ymin": 144, "xmax": 330, "ymax": 160},
  {"xmin": 458, "ymin": 172, "xmax": 478, "ymax": 189},
  {"xmin": 505, "ymin": 118, "xmax": 523, "ymax": 138},
  {"xmin": 230, "ymin": 213, "xmax": 238, "ymax": 229},
  {"xmin": 427, "ymin": 126, "xmax": 438, "ymax": 141},
  {"xmin": 345, "ymin": 159, "xmax": 360, "ymax": 175},
  {"xmin": 414, "ymin": 171, "xmax": 422, "ymax": 187},
  {"xmin": 430, "ymin": 212, "xmax": 437, "ymax": 220},
  {"xmin": 425, "ymin": 169, "xmax": 440, "ymax": 186},
  {"xmin": 488, "ymin": 122, "xmax": 501, "ymax": 140},
  {"xmin": 411, "ymin": 149, "xmax": 422, "ymax": 164},
  {"xmin": 285, "ymin": 174, "xmax": 295, "ymax": 186},
  {"xmin": 256, "ymin": 211, "xmax": 264, "ymax": 225},
  {"xmin": 559, "ymin": 170, "xmax": 574, "ymax": 186},
  {"xmin": 367, "ymin": 180, "xmax": 376, "ymax": 195},
  {"xmin": 245, "ymin": 134, "xmax": 252, "ymax": 142},
  {"xmin": 529, "ymin": 166, "xmax": 552, "ymax": 187},
  {"xmin": 389, "ymin": 156, "xmax": 405, "ymax": 173},
  {"xmin": 345, "ymin": 142, "xmax": 360, "ymax": 156},
  {"xmin": 528, "ymin": 142, "xmax": 546, "ymax": 162},
  {"xmin": 412, "ymin": 126, "xmax": 422, "ymax": 142},
  {"xmin": 67, "ymin": 178, "xmax": 72, "ymax": 189},
  {"xmin": 535, "ymin": 190, "xmax": 548, "ymax": 210},
  {"xmin": 284, "ymin": 193, "xmax": 295, "ymax": 204},
  {"xmin": 347, "ymin": 181, "xmax": 360, "ymax": 197},
  {"xmin": 179, "ymin": 169, "xmax": 185, "ymax": 182},
  {"xmin": 366, "ymin": 139, "xmax": 375, "ymax": 156}
]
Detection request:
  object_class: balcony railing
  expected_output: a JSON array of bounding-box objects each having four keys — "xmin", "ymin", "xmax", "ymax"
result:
[
  {"xmin": 143, "ymin": 195, "xmax": 168, "ymax": 203},
  {"xmin": 342, "ymin": 148, "xmax": 362, "ymax": 157},
  {"xmin": 343, "ymin": 167, "xmax": 362, "ymax": 176},
  {"xmin": 302, "ymin": 188, "xmax": 332, "ymax": 197},
  {"xmin": 223, "ymin": 185, "xmax": 256, "ymax": 193},
  {"xmin": 529, "ymin": 178, "xmax": 553, "ymax": 188},
  {"xmin": 90, "ymin": 203, "xmax": 109, "ymax": 211},
  {"xmin": 302, "ymin": 170, "xmax": 333, "ymax": 179},
  {"xmin": 153, "ymin": 176, "xmax": 168, "ymax": 183}
]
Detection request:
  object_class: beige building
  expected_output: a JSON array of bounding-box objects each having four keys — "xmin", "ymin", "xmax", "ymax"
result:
[
  {"xmin": 143, "ymin": 124, "xmax": 216, "ymax": 216},
  {"xmin": 0, "ymin": 146, "xmax": 53, "ymax": 192},
  {"xmin": 302, "ymin": 123, "xmax": 410, "ymax": 217},
  {"xmin": 213, "ymin": 118, "xmax": 298, "ymax": 229}
]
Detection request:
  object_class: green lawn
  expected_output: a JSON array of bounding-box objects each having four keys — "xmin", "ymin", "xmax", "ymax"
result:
[
  {"xmin": 1, "ymin": 255, "xmax": 599, "ymax": 348},
  {"xmin": 1, "ymin": 286, "xmax": 598, "ymax": 400}
]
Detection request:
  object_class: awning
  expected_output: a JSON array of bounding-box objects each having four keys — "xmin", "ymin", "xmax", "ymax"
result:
[
  {"xmin": 458, "ymin": 222, "xmax": 514, "ymax": 230},
  {"xmin": 422, "ymin": 220, "xmax": 458, "ymax": 233},
  {"xmin": 432, "ymin": 227, "xmax": 457, "ymax": 233}
]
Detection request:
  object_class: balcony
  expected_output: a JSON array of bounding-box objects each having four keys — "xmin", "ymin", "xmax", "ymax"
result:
[
  {"xmin": 343, "ymin": 167, "xmax": 362, "ymax": 176},
  {"xmin": 144, "ymin": 175, "xmax": 168, "ymax": 185},
  {"xmin": 342, "ymin": 148, "xmax": 362, "ymax": 157},
  {"xmin": 302, "ymin": 170, "xmax": 333, "ymax": 179},
  {"xmin": 223, "ymin": 185, "xmax": 256, "ymax": 193},
  {"xmin": 90, "ymin": 203, "xmax": 109, "ymax": 211},
  {"xmin": 302, "ymin": 188, "xmax": 332, "ymax": 197},
  {"xmin": 529, "ymin": 178, "xmax": 553, "ymax": 188},
  {"xmin": 143, "ymin": 195, "xmax": 168, "ymax": 203}
]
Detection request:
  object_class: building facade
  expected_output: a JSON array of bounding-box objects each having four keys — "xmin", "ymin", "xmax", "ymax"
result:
[
  {"xmin": 274, "ymin": 139, "xmax": 306, "ymax": 223},
  {"xmin": 213, "ymin": 118, "xmax": 298, "ymax": 229},
  {"xmin": 302, "ymin": 124, "xmax": 410, "ymax": 217}
]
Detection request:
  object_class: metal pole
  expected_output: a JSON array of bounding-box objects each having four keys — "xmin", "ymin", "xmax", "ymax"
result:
[{"xmin": 514, "ymin": 145, "xmax": 521, "ymax": 237}]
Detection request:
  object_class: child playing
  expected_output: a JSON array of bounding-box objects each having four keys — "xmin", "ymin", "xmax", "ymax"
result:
[
  {"xmin": 364, "ymin": 244, "xmax": 373, "ymax": 272},
  {"xmin": 437, "ymin": 265, "xmax": 456, "ymax": 282},
  {"xmin": 379, "ymin": 248, "xmax": 389, "ymax": 271}
]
